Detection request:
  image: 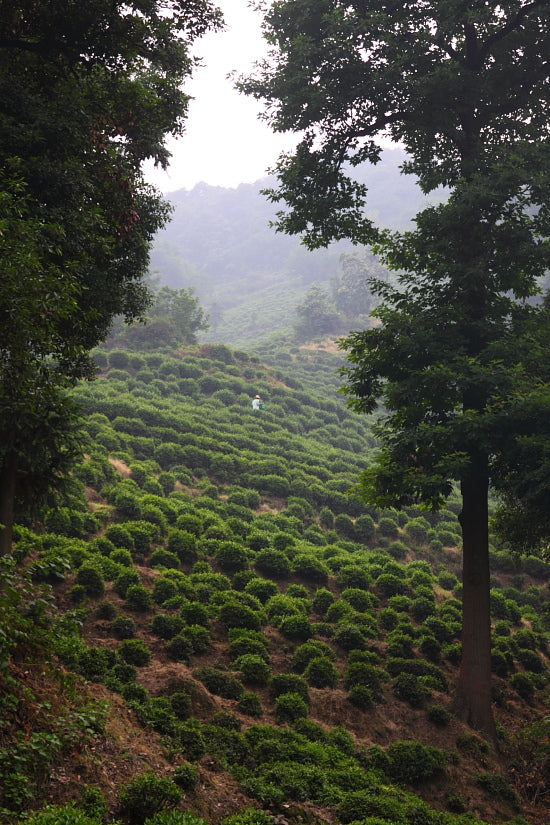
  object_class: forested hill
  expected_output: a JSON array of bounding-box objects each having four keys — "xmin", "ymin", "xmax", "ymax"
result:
[
  {"xmin": 4, "ymin": 343, "xmax": 548, "ymax": 825},
  {"xmin": 149, "ymin": 148, "xmax": 438, "ymax": 347}
]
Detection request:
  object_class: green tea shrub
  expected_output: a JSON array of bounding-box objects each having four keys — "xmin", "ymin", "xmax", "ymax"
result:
[
  {"xmin": 218, "ymin": 601, "xmax": 262, "ymax": 631},
  {"xmin": 125, "ymin": 584, "xmax": 153, "ymax": 612},
  {"xmin": 378, "ymin": 607, "xmax": 399, "ymax": 631},
  {"xmin": 387, "ymin": 540, "xmax": 408, "ymax": 559},
  {"xmin": 246, "ymin": 531, "xmax": 272, "ymax": 551},
  {"xmin": 344, "ymin": 662, "xmax": 384, "ymax": 700},
  {"xmin": 341, "ymin": 587, "xmax": 375, "ymax": 612},
  {"xmin": 475, "ymin": 773, "xmax": 519, "ymax": 806},
  {"xmin": 232, "ymin": 569, "xmax": 257, "ymax": 590},
  {"xmin": 336, "ymin": 565, "xmax": 371, "ymax": 590},
  {"xmin": 255, "ymin": 549, "xmax": 291, "ymax": 578},
  {"xmin": 386, "ymin": 658, "xmax": 448, "ymax": 691},
  {"xmin": 194, "ymin": 667, "xmax": 244, "ymax": 700},
  {"xmin": 291, "ymin": 555, "xmax": 328, "ymax": 588},
  {"xmin": 152, "ymin": 577, "xmax": 178, "ymax": 605},
  {"xmin": 334, "ymin": 513, "xmax": 355, "ymax": 538},
  {"xmin": 118, "ymin": 639, "xmax": 151, "ymax": 667},
  {"xmin": 347, "ymin": 684, "xmax": 374, "ymax": 710},
  {"xmin": 375, "ymin": 572, "xmax": 408, "ymax": 598},
  {"xmin": 272, "ymin": 532, "xmax": 296, "ymax": 552},
  {"xmin": 89, "ymin": 536, "xmax": 117, "ymax": 556},
  {"xmin": 443, "ymin": 643, "xmax": 462, "ymax": 665},
  {"xmin": 516, "ymin": 648, "xmax": 545, "ymax": 673},
  {"xmin": 386, "ymin": 740, "xmax": 446, "ymax": 783},
  {"xmin": 109, "ymin": 548, "xmax": 134, "ymax": 568},
  {"xmin": 77, "ymin": 647, "xmax": 114, "ymax": 682},
  {"xmin": 180, "ymin": 601, "xmax": 210, "ymax": 626},
  {"xmin": 109, "ymin": 616, "xmax": 137, "ymax": 640},
  {"xmin": 275, "ymin": 692, "xmax": 309, "ymax": 723},
  {"xmin": 387, "ymin": 631, "xmax": 415, "ymax": 658},
  {"xmin": 95, "ymin": 600, "xmax": 118, "ymax": 620},
  {"xmin": 150, "ymin": 549, "xmax": 180, "ymax": 570},
  {"xmin": 151, "ymin": 613, "xmax": 184, "ymax": 640},
  {"xmin": 270, "ymin": 673, "xmax": 309, "ymax": 704},
  {"xmin": 237, "ymin": 691, "xmax": 263, "ymax": 717},
  {"xmin": 491, "ymin": 649, "xmax": 510, "ymax": 677},
  {"xmin": 325, "ymin": 600, "xmax": 354, "ymax": 622},
  {"xmin": 172, "ymin": 763, "xmax": 200, "ymax": 791},
  {"xmin": 338, "ymin": 790, "xmax": 406, "ymax": 823},
  {"xmin": 427, "ymin": 704, "xmax": 452, "ymax": 726},
  {"xmin": 117, "ymin": 772, "xmax": 182, "ymax": 824},
  {"xmin": 169, "ymin": 691, "xmax": 193, "ymax": 720},
  {"xmin": 215, "ymin": 541, "xmax": 250, "ymax": 573},
  {"xmin": 512, "ymin": 628, "xmax": 539, "ymax": 650},
  {"xmin": 304, "ymin": 656, "xmax": 339, "ymax": 688},
  {"xmin": 76, "ymin": 565, "xmax": 105, "ymax": 598},
  {"xmin": 265, "ymin": 593, "xmax": 303, "ymax": 622},
  {"xmin": 387, "ymin": 594, "xmax": 412, "ymax": 613},
  {"xmin": 220, "ymin": 808, "xmax": 273, "ymax": 825},
  {"xmin": 311, "ymin": 587, "xmax": 334, "ymax": 615},
  {"xmin": 16, "ymin": 803, "xmax": 103, "ymax": 825},
  {"xmin": 279, "ymin": 613, "xmax": 312, "ymax": 641},
  {"xmin": 165, "ymin": 634, "xmax": 193, "ymax": 663},
  {"xmin": 404, "ymin": 519, "xmax": 429, "ymax": 545},
  {"xmin": 235, "ymin": 654, "xmax": 272, "ymax": 686},
  {"xmin": 333, "ymin": 623, "xmax": 365, "ymax": 651},
  {"xmin": 423, "ymin": 616, "xmax": 457, "ymax": 643},
  {"xmin": 291, "ymin": 640, "xmax": 335, "ymax": 673},
  {"xmin": 377, "ymin": 517, "xmax": 399, "ymax": 538},
  {"xmin": 392, "ymin": 672, "xmax": 429, "ymax": 707},
  {"xmin": 510, "ymin": 672, "xmax": 535, "ymax": 702},
  {"xmin": 419, "ymin": 635, "xmax": 442, "ymax": 663},
  {"xmin": 437, "ymin": 570, "xmax": 460, "ymax": 590},
  {"xmin": 244, "ymin": 578, "xmax": 279, "ymax": 604},
  {"xmin": 114, "ymin": 569, "xmax": 141, "ymax": 597},
  {"xmin": 105, "ymin": 524, "xmax": 135, "ymax": 551},
  {"xmin": 228, "ymin": 629, "xmax": 270, "ymax": 661},
  {"xmin": 180, "ymin": 624, "xmax": 211, "ymax": 654}
]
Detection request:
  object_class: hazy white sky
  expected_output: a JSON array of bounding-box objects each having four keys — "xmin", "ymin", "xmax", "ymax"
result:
[{"xmin": 143, "ymin": 1, "xmax": 296, "ymax": 193}]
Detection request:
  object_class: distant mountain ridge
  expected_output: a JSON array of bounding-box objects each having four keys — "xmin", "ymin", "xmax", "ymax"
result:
[{"xmin": 149, "ymin": 148, "xmax": 441, "ymax": 346}]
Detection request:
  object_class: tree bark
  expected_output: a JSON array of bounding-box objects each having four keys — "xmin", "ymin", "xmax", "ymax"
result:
[
  {"xmin": 454, "ymin": 453, "xmax": 497, "ymax": 742},
  {"xmin": 0, "ymin": 451, "xmax": 17, "ymax": 557}
]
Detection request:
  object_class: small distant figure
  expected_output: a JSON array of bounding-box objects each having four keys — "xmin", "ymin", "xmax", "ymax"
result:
[{"xmin": 252, "ymin": 394, "xmax": 264, "ymax": 410}]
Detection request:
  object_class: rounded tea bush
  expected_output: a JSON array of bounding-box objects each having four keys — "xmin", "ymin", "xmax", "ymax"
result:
[
  {"xmin": 237, "ymin": 691, "xmax": 263, "ymax": 717},
  {"xmin": 117, "ymin": 772, "xmax": 181, "ymax": 824},
  {"xmin": 109, "ymin": 616, "xmax": 137, "ymax": 640},
  {"xmin": 235, "ymin": 654, "xmax": 271, "ymax": 686},
  {"xmin": 304, "ymin": 656, "xmax": 339, "ymax": 688},
  {"xmin": 274, "ymin": 691, "xmax": 308, "ymax": 724},
  {"xmin": 118, "ymin": 639, "xmax": 152, "ymax": 667},
  {"xmin": 125, "ymin": 584, "xmax": 153, "ymax": 613},
  {"xmin": 166, "ymin": 634, "xmax": 193, "ymax": 663},
  {"xmin": 278, "ymin": 613, "xmax": 312, "ymax": 641},
  {"xmin": 386, "ymin": 740, "xmax": 446, "ymax": 783},
  {"xmin": 76, "ymin": 565, "xmax": 105, "ymax": 598},
  {"xmin": 173, "ymin": 763, "xmax": 200, "ymax": 791}
]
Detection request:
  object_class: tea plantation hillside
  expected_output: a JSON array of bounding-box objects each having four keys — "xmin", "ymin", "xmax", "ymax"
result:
[{"xmin": 1, "ymin": 345, "xmax": 548, "ymax": 825}]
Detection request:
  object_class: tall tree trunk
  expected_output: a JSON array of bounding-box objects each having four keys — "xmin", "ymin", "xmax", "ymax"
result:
[
  {"xmin": 454, "ymin": 453, "xmax": 497, "ymax": 742},
  {"xmin": 0, "ymin": 451, "xmax": 17, "ymax": 557}
]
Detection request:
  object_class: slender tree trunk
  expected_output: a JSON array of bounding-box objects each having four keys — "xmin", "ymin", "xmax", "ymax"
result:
[
  {"xmin": 454, "ymin": 453, "xmax": 497, "ymax": 742},
  {"xmin": 0, "ymin": 451, "xmax": 17, "ymax": 557}
]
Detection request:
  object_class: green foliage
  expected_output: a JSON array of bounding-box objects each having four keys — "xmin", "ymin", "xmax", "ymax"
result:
[
  {"xmin": 274, "ymin": 692, "xmax": 309, "ymax": 724},
  {"xmin": 194, "ymin": 667, "xmax": 244, "ymax": 700},
  {"xmin": 117, "ymin": 772, "xmax": 182, "ymax": 824},
  {"xmin": 235, "ymin": 654, "xmax": 272, "ymax": 687},
  {"xmin": 304, "ymin": 656, "xmax": 339, "ymax": 688},
  {"xmin": 118, "ymin": 639, "xmax": 152, "ymax": 667},
  {"xmin": 386, "ymin": 741, "xmax": 446, "ymax": 784}
]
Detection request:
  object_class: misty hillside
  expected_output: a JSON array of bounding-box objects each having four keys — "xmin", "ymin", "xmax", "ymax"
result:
[{"xmin": 149, "ymin": 148, "xmax": 441, "ymax": 347}]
